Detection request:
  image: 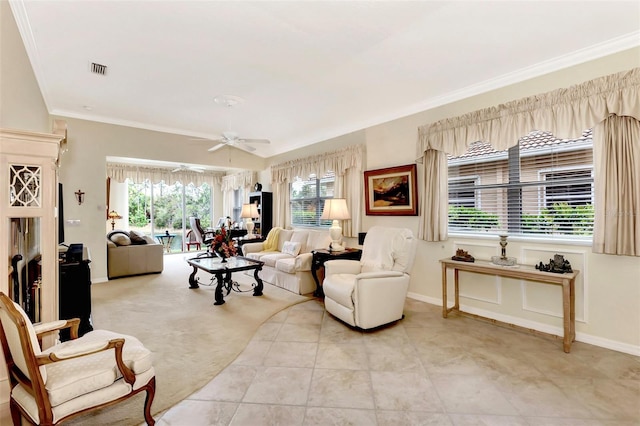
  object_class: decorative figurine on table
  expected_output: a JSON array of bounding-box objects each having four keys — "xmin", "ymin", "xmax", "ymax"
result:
[
  {"xmin": 452, "ymin": 248, "xmax": 475, "ymax": 262},
  {"xmin": 536, "ymin": 254, "xmax": 573, "ymax": 273},
  {"xmin": 491, "ymin": 235, "xmax": 517, "ymax": 266}
]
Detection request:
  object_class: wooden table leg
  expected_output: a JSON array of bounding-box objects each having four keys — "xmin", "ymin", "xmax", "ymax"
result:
[
  {"xmin": 214, "ymin": 272, "xmax": 225, "ymax": 305},
  {"xmin": 570, "ymin": 277, "xmax": 576, "ymax": 343},
  {"xmin": 188, "ymin": 265, "xmax": 199, "ymax": 289},
  {"xmin": 442, "ymin": 263, "xmax": 448, "ymax": 318},
  {"xmin": 253, "ymin": 267, "xmax": 264, "ymax": 297},
  {"xmin": 562, "ymin": 278, "xmax": 571, "ymax": 353},
  {"xmin": 454, "ymin": 268, "xmax": 460, "ymax": 311}
]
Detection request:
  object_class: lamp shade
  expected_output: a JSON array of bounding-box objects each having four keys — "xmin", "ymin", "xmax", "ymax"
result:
[
  {"xmin": 320, "ymin": 199, "xmax": 350, "ymax": 220},
  {"xmin": 240, "ymin": 203, "xmax": 259, "ymax": 219},
  {"xmin": 107, "ymin": 210, "xmax": 122, "ymax": 220}
]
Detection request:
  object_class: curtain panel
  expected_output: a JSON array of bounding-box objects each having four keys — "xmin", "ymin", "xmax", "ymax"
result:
[
  {"xmin": 106, "ymin": 163, "xmax": 224, "ymax": 186},
  {"xmin": 415, "ymin": 68, "xmax": 640, "ymax": 255},
  {"xmin": 220, "ymin": 171, "xmax": 257, "ymax": 218},
  {"xmin": 417, "ymin": 68, "xmax": 640, "ymax": 157},
  {"xmin": 270, "ymin": 145, "xmax": 365, "ymax": 235}
]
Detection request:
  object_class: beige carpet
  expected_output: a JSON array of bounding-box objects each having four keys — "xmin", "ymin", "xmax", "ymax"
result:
[{"xmin": 66, "ymin": 253, "xmax": 309, "ymax": 425}]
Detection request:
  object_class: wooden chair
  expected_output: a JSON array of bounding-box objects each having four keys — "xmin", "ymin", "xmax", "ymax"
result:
[
  {"xmin": 185, "ymin": 229, "xmax": 201, "ymax": 251},
  {"xmin": 0, "ymin": 292, "xmax": 156, "ymax": 425}
]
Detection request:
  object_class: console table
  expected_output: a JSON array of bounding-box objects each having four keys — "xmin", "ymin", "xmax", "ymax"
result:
[{"xmin": 440, "ymin": 258, "xmax": 579, "ymax": 353}]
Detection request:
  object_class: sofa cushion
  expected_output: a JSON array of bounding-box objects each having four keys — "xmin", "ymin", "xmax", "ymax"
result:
[
  {"xmin": 277, "ymin": 229, "xmax": 294, "ymax": 251},
  {"xmin": 128, "ymin": 230, "xmax": 148, "ymax": 245},
  {"xmin": 275, "ymin": 258, "xmax": 297, "ymax": 274},
  {"xmin": 289, "ymin": 230, "xmax": 309, "ymax": 253},
  {"xmin": 110, "ymin": 233, "xmax": 131, "ymax": 246},
  {"xmin": 260, "ymin": 253, "xmax": 294, "ymax": 267},
  {"xmin": 306, "ymin": 230, "xmax": 331, "ymax": 252},
  {"xmin": 282, "ymin": 241, "xmax": 301, "ymax": 256}
]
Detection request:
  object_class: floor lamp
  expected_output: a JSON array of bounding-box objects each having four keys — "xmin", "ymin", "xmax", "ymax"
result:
[{"xmin": 320, "ymin": 198, "xmax": 350, "ymax": 252}]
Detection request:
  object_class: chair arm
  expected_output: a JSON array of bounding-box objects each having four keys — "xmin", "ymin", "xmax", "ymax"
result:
[
  {"xmin": 294, "ymin": 252, "xmax": 313, "ymax": 271},
  {"xmin": 355, "ymin": 271, "xmax": 404, "ymax": 280},
  {"xmin": 324, "ymin": 259, "xmax": 362, "ymax": 276},
  {"xmin": 242, "ymin": 242, "xmax": 265, "ymax": 254},
  {"xmin": 38, "ymin": 338, "xmax": 136, "ymax": 384},
  {"xmin": 34, "ymin": 318, "xmax": 80, "ymax": 340}
]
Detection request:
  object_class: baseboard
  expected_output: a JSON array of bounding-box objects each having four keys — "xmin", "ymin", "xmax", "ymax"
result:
[
  {"xmin": 92, "ymin": 276, "xmax": 108, "ymax": 283},
  {"xmin": 406, "ymin": 292, "xmax": 640, "ymax": 356}
]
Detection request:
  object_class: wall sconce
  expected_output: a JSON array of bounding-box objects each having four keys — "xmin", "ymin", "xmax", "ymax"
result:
[
  {"xmin": 74, "ymin": 189, "xmax": 85, "ymax": 205},
  {"xmin": 107, "ymin": 210, "xmax": 122, "ymax": 231}
]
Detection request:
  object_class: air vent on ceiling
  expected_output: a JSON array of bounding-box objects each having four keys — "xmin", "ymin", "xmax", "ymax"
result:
[{"xmin": 90, "ymin": 62, "xmax": 107, "ymax": 75}]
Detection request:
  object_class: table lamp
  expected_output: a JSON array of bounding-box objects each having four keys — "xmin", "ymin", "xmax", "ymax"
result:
[
  {"xmin": 107, "ymin": 210, "xmax": 122, "ymax": 230},
  {"xmin": 320, "ymin": 198, "xmax": 350, "ymax": 252},
  {"xmin": 240, "ymin": 203, "xmax": 259, "ymax": 238}
]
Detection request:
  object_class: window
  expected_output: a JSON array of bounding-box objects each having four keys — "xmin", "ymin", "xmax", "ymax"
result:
[
  {"xmin": 290, "ymin": 172, "xmax": 335, "ymax": 227},
  {"xmin": 127, "ymin": 180, "xmax": 212, "ymax": 252},
  {"xmin": 447, "ymin": 129, "xmax": 594, "ymax": 238}
]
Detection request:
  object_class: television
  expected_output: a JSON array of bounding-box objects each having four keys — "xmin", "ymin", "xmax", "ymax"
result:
[{"xmin": 58, "ymin": 183, "xmax": 65, "ymax": 245}]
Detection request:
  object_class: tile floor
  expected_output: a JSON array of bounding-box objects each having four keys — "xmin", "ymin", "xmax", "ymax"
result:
[{"xmin": 152, "ymin": 298, "xmax": 640, "ymax": 426}]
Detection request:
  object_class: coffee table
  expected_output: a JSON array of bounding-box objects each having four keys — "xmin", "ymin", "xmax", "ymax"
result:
[{"xmin": 186, "ymin": 256, "xmax": 264, "ymax": 305}]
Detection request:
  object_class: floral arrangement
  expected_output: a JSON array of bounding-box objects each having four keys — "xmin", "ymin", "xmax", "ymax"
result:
[{"xmin": 211, "ymin": 225, "xmax": 237, "ymax": 258}]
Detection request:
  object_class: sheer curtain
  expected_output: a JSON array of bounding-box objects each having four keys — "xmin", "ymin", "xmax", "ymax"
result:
[
  {"xmin": 270, "ymin": 144, "xmax": 365, "ymax": 235},
  {"xmin": 220, "ymin": 171, "xmax": 257, "ymax": 217},
  {"xmin": 416, "ymin": 67, "xmax": 640, "ymax": 256}
]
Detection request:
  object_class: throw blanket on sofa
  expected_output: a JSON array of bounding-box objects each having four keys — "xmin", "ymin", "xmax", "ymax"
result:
[{"xmin": 263, "ymin": 227, "xmax": 282, "ymax": 252}]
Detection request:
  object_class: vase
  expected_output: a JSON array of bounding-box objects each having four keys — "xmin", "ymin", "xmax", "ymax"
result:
[{"xmin": 215, "ymin": 250, "xmax": 228, "ymax": 263}]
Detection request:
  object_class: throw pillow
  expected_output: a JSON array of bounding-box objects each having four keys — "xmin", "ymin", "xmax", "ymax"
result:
[
  {"xmin": 129, "ymin": 230, "xmax": 148, "ymax": 245},
  {"xmin": 282, "ymin": 241, "xmax": 301, "ymax": 256},
  {"xmin": 110, "ymin": 233, "xmax": 131, "ymax": 246}
]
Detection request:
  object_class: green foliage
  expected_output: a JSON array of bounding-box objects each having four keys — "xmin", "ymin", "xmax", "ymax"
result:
[
  {"xmin": 448, "ymin": 206, "xmax": 499, "ymax": 230},
  {"xmin": 523, "ymin": 202, "xmax": 593, "ymax": 236}
]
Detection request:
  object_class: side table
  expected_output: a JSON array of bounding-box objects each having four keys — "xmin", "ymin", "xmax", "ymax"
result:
[
  {"xmin": 311, "ymin": 248, "xmax": 362, "ymax": 297},
  {"xmin": 234, "ymin": 235, "xmax": 265, "ymax": 256}
]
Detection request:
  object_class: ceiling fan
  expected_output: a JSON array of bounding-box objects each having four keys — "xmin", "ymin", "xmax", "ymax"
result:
[
  {"xmin": 171, "ymin": 165, "xmax": 205, "ymax": 173},
  {"xmin": 207, "ymin": 131, "xmax": 270, "ymax": 153}
]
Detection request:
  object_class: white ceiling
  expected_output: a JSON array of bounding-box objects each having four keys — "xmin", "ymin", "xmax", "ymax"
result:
[{"xmin": 10, "ymin": 1, "xmax": 640, "ymax": 159}]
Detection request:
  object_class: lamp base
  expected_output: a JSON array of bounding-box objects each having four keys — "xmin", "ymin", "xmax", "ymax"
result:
[
  {"xmin": 329, "ymin": 241, "xmax": 345, "ymax": 252},
  {"xmin": 245, "ymin": 219, "xmax": 255, "ymax": 239}
]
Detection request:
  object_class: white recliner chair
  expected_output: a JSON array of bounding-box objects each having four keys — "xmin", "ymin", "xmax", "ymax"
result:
[{"xmin": 322, "ymin": 226, "xmax": 417, "ymax": 329}]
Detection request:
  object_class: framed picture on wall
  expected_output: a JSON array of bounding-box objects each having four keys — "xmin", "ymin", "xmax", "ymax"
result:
[{"xmin": 364, "ymin": 164, "xmax": 418, "ymax": 216}]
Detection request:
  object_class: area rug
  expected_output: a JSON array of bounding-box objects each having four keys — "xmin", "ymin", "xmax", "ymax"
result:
[{"xmin": 66, "ymin": 253, "xmax": 309, "ymax": 425}]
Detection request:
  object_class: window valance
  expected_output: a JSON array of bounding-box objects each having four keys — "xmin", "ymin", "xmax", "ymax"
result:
[
  {"xmin": 271, "ymin": 144, "xmax": 365, "ymax": 183},
  {"xmin": 107, "ymin": 163, "xmax": 224, "ymax": 186},
  {"xmin": 221, "ymin": 171, "xmax": 257, "ymax": 192},
  {"xmin": 417, "ymin": 67, "xmax": 640, "ymax": 157}
]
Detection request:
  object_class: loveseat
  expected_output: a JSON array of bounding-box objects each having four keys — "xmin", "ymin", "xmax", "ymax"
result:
[
  {"xmin": 106, "ymin": 230, "xmax": 164, "ymax": 279},
  {"xmin": 242, "ymin": 228, "xmax": 331, "ymax": 294}
]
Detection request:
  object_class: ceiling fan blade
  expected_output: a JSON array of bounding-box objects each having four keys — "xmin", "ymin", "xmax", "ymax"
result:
[
  {"xmin": 207, "ymin": 143, "xmax": 226, "ymax": 152},
  {"xmin": 171, "ymin": 167, "xmax": 182, "ymax": 172},
  {"xmin": 235, "ymin": 143, "xmax": 256, "ymax": 152},
  {"xmin": 240, "ymin": 138, "xmax": 270, "ymax": 144}
]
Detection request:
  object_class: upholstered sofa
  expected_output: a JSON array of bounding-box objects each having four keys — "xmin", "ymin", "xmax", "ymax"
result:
[
  {"xmin": 243, "ymin": 228, "xmax": 332, "ymax": 294},
  {"xmin": 106, "ymin": 230, "xmax": 164, "ymax": 279}
]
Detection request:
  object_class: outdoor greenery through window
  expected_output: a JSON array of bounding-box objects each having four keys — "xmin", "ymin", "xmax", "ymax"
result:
[
  {"xmin": 290, "ymin": 172, "xmax": 335, "ymax": 227},
  {"xmin": 128, "ymin": 180, "xmax": 212, "ymax": 252},
  {"xmin": 447, "ymin": 129, "xmax": 594, "ymax": 239}
]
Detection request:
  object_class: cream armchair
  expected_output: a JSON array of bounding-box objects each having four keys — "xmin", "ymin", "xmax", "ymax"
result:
[
  {"xmin": 0, "ymin": 292, "xmax": 156, "ymax": 425},
  {"xmin": 323, "ymin": 226, "xmax": 417, "ymax": 329}
]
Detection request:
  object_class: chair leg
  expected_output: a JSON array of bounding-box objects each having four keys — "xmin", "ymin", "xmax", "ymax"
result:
[
  {"xmin": 143, "ymin": 377, "xmax": 156, "ymax": 426},
  {"xmin": 9, "ymin": 399, "xmax": 24, "ymax": 426}
]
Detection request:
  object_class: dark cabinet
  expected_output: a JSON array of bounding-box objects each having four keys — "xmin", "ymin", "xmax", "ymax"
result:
[
  {"xmin": 248, "ymin": 191, "xmax": 273, "ymax": 237},
  {"xmin": 59, "ymin": 258, "xmax": 93, "ymax": 341}
]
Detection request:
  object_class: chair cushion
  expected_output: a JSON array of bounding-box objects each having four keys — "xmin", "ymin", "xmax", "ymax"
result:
[
  {"xmin": 323, "ymin": 273, "xmax": 356, "ymax": 308},
  {"xmin": 41, "ymin": 330, "xmax": 153, "ymax": 407}
]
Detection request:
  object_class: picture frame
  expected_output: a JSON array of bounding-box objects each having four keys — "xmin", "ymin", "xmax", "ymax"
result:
[{"xmin": 364, "ymin": 164, "xmax": 418, "ymax": 216}]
